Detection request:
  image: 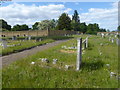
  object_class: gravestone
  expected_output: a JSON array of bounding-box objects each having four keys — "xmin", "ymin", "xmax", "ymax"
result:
[
  {"xmin": 109, "ymin": 37, "xmax": 111, "ymax": 41},
  {"xmin": 2, "ymin": 41, "xmax": 7, "ymax": 49},
  {"xmin": 12, "ymin": 36, "xmax": 17, "ymax": 40},
  {"xmin": 112, "ymin": 38, "xmax": 114, "ymax": 43},
  {"xmin": 101, "ymin": 33, "xmax": 105, "ymax": 38},
  {"xmin": 76, "ymin": 38, "xmax": 82, "ymax": 71},
  {"xmin": 116, "ymin": 39, "xmax": 120, "ymax": 45},
  {"xmin": 28, "ymin": 35, "xmax": 31, "ymax": 40}
]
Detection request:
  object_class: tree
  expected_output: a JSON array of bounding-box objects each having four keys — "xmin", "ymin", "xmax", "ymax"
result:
[
  {"xmin": 57, "ymin": 13, "xmax": 72, "ymax": 30},
  {"xmin": 0, "ymin": 19, "xmax": 11, "ymax": 31},
  {"xmin": 12, "ymin": 24, "xmax": 29, "ymax": 31},
  {"xmin": 100, "ymin": 28, "xmax": 106, "ymax": 32},
  {"xmin": 86, "ymin": 23, "xmax": 100, "ymax": 34},
  {"xmin": 79, "ymin": 22, "xmax": 87, "ymax": 33},
  {"xmin": 72, "ymin": 10, "xmax": 80, "ymax": 23},
  {"xmin": 32, "ymin": 22, "xmax": 39, "ymax": 30},
  {"xmin": 118, "ymin": 26, "xmax": 120, "ymax": 31},
  {"xmin": 36, "ymin": 19, "xmax": 56, "ymax": 30},
  {"xmin": 72, "ymin": 10, "xmax": 80, "ymax": 31}
]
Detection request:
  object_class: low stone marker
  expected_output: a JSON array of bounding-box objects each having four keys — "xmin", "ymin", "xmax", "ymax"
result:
[{"xmin": 53, "ymin": 59, "xmax": 58, "ymax": 64}]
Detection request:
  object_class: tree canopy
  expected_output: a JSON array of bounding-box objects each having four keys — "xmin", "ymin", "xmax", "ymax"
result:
[
  {"xmin": 0, "ymin": 19, "xmax": 11, "ymax": 31},
  {"xmin": 12, "ymin": 24, "xmax": 29, "ymax": 31},
  {"xmin": 57, "ymin": 13, "xmax": 72, "ymax": 30},
  {"xmin": 1, "ymin": 10, "xmax": 108, "ymax": 34}
]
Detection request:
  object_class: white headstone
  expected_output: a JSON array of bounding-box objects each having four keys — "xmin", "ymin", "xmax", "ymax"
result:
[
  {"xmin": 2, "ymin": 41, "xmax": 7, "ymax": 49},
  {"xmin": 112, "ymin": 38, "xmax": 114, "ymax": 43}
]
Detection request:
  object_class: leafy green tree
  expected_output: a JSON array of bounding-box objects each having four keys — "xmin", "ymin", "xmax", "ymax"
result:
[
  {"xmin": 72, "ymin": 10, "xmax": 80, "ymax": 31},
  {"xmin": 79, "ymin": 22, "xmax": 87, "ymax": 33},
  {"xmin": 118, "ymin": 26, "xmax": 120, "ymax": 31},
  {"xmin": 0, "ymin": 19, "xmax": 11, "ymax": 31},
  {"xmin": 86, "ymin": 23, "xmax": 101, "ymax": 34},
  {"xmin": 12, "ymin": 24, "xmax": 29, "ymax": 31},
  {"xmin": 100, "ymin": 28, "xmax": 106, "ymax": 32},
  {"xmin": 32, "ymin": 22, "xmax": 39, "ymax": 30},
  {"xmin": 57, "ymin": 13, "xmax": 72, "ymax": 30},
  {"xmin": 36, "ymin": 19, "xmax": 56, "ymax": 30}
]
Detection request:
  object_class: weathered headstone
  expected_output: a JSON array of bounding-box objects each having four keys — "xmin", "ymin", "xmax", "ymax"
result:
[
  {"xmin": 2, "ymin": 41, "xmax": 7, "ymax": 49},
  {"xmin": 28, "ymin": 35, "xmax": 31, "ymax": 40},
  {"xmin": 12, "ymin": 36, "xmax": 17, "ymax": 40},
  {"xmin": 116, "ymin": 39, "xmax": 120, "ymax": 45},
  {"xmin": 76, "ymin": 38, "xmax": 82, "ymax": 71},
  {"xmin": 101, "ymin": 33, "xmax": 105, "ymax": 38},
  {"xmin": 109, "ymin": 37, "xmax": 111, "ymax": 41},
  {"xmin": 112, "ymin": 38, "xmax": 114, "ymax": 43}
]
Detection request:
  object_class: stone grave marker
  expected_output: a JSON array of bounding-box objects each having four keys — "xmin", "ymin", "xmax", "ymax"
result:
[
  {"xmin": 28, "ymin": 35, "xmax": 31, "ymax": 40},
  {"xmin": 112, "ymin": 38, "xmax": 114, "ymax": 43},
  {"xmin": 2, "ymin": 41, "xmax": 7, "ymax": 49},
  {"xmin": 12, "ymin": 36, "xmax": 17, "ymax": 40},
  {"xmin": 116, "ymin": 39, "xmax": 120, "ymax": 45},
  {"xmin": 76, "ymin": 38, "xmax": 82, "ymax": 71}
]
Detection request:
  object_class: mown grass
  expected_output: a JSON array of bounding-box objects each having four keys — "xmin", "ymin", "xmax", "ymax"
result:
[{"xmin": 2, "ymin": 35, "xmax": 118, "ymax": 88}]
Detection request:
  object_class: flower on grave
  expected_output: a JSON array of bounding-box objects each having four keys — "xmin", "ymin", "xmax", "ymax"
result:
[
  {"xmin": 41, "ymin": 58, "xmax": 49, "ymax": 63},
  {"xmin": 110, "ymin": 72, "xmax": 116, "ymax": 77},
  {"xmin": 100, "ymin": 52, "xmax": 102, "ymax": 55},
  {"xmin": 31, "ymin": 62, "xmax": 35, "ymax": 65},
  {"xmin": 106, "ymin": 64, "xmax": 110, "ymax": 67},
  {"xmin": 53, "ymin": 59, "xmax": 58, "ymax": 64},
  {"xmin": 65, "ymin": 65, "xmax": 71, "ymax": 70},
  {"xmin": 100, "ymin": 43, "xmax": 103, "ymax": 46}
]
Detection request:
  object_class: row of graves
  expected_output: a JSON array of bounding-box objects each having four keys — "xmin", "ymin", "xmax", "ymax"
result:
[
  {"xmin": 0, "ymin": 35, "xmax": 43, "ymax": 49},
  {"xmin": 97, "ymin": 32, "xmax": 120, "ymax": 46},
  {"xmin": 30, "ymin": 36, "xmax": 89, "ymax": 71},
  {"xmin": 30, "ymin": 35, "xmax": 118, "ymax": 78}
]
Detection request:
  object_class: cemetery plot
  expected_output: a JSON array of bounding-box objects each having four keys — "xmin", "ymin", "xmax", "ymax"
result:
[
  {"xmin": 1, "ymin": 36, "xmax": 72, "ymax": 56},
  {"xmin": 2, "ymin": 35, "xmax": 118, "ymax": 88}
]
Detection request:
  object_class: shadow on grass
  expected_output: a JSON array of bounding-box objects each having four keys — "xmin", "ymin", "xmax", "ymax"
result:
[{"xmin": 81, "ymin": 60, "xmax": 104, "ymax": 71}]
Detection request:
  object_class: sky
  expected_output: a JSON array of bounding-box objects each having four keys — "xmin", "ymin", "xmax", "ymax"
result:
[{"xmin": 0, "ymin": 1, "xmax": 118, "ymax": 31}]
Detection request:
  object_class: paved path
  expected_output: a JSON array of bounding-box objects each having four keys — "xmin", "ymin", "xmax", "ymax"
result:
[{"xmin": 0, "ymin": 39, "xmax": 70, "ymax": 68}]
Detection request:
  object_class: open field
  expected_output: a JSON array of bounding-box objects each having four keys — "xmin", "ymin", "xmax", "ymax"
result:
[{"xmin": 2, "ymin": 35, "xmax": 118, "ymax": 88}]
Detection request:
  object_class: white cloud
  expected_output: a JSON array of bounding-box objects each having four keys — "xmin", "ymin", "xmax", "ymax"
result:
[
  {"xmin": 0, "ymin": 3, "xmax": 72, "ymax": 27},
  {"xmin": 80, "ymin": 2, "xmax": 118, "ymax": 31}
]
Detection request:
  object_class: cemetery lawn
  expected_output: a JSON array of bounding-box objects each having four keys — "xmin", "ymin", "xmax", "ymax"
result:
[
  {"xmin": 1, "ymin": 36, "xmax": 72, "ymax": 56},
  {"xmin": 2, "ymin": 35, "xmax": 118, "ymax": 88}
]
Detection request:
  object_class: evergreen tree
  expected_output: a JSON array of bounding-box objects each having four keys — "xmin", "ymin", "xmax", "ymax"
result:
[
  {"xmin": 72, "ymin": 10, "xmax": 80, "ymax": 31},
  {"xmin": 57, "ymin": 13, "xmax": 71, "ymax": 30},
  {"xmin": 72, "ymin": 10, "xmax": 80, "ymax": 23}
]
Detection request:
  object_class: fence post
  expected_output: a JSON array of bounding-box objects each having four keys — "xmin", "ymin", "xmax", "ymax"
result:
[{"xmin": 76, "ymin": 38, "xmax": 82, "ymax": 71}]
